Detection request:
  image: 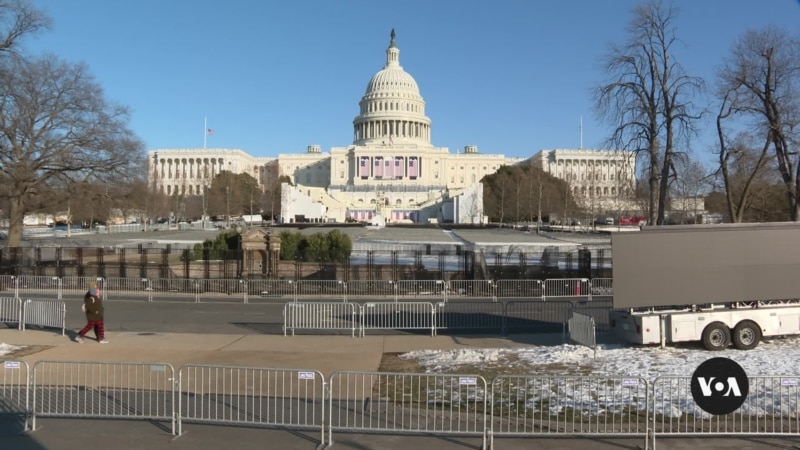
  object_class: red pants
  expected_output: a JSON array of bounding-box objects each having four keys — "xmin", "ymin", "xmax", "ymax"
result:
[{"xmin": 79, "ymin": 320, "xmax": 105, "ymax": 340}]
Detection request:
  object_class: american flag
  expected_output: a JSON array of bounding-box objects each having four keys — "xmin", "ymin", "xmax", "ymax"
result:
[{"xmin": 207, "ymin": 129, "xmax": 215, "ymax": 135}]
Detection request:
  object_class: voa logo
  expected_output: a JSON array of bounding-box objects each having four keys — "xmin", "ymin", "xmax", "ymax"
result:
[{"xmin": 690, "ymin": 357, "xmax": 749, "ymax": 415}]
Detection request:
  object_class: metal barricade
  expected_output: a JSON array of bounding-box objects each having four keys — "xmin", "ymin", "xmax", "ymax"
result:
[
  {"xmin": 178, "ymin": 364, "xmax": 326, "ymax": 443},
  {"xmin": 435, "ymin": 301, "xmax": 504, "ymax": 334},
  {"xmin": 496, "ymin": 279, "xmax": 543, "ymax": 299},
  {"xmin": 503, "ymin": 300, "xmax": 572, "ymax": 335},
  {"xmin": 651, "ymin": 376, "xmax": 800, "ymax": 443},
  {"xmin": 328, "ymin": 371, "xmax": 487, "ymax": 447},
  {"xmin": 196, "ymin": 279, "xmax": 247, "ymax": 303},
  {"xmin": 1, "ymin": 360, "xmax": 30, "ymax": 430},
  {"xmin": 490, "ymin": 375, "xmax": 649, "ymax": 448},
  {"xmin": 16, "ymin": 276, "xmax": 62, "ymax": 300},
  {"xmin": 283, "ymin": 302, "xmax": 358, "ymax": 337},
  {"xmin": 60, "ymin": 276, "xmax": 105, "ymax": 302},
  {"xmin": 345, "ymin": 280, "xmax": 396, "ymax": 301},
  {"xmin": 295, "ymin": 280, "xmax": 345, "ymax": 301},
  {"xmin": 572, "ymin": 299, "xmax": 613, "ymax": 333},
  {"xmin": 361, "ymin": 302, "xmax": 436, "ymax": 336},
  {"xmin": 0, "ymin": 297, "xmax": 22, "ymax": 330},
  {"xmin": 395, "ymin": 280, "xmax": 445, "ymax": 300},
  {"xmin": 30, "ymin": 360, "xmax": 176, "ymax": 434},
  {"xmin": 544, "ymin": 278, "xmax": 591, "ymax": 299},
  {"xmin": 246, "ymin": 279, "xmax": 295, "ymax": 302},
  {"xmin": 0, "ymin": 275, "xmax": 17, "ymax": 297},
  {"xmin": 590, "ymin": 277, "xmax": 613, "ymax": 297},
  {"xmin": 148, "ymin": 278, "xmax": 200, "ymax": 303},
  {"xmin": 567, "ymin": 311, "xmax": 597, "ymax": 356},
  {"xmin": 447, "ymin": 280, "xmax": 494, "ymax": 299},
  {"xmin": 103, "ymin": 277, "xmax": 152, "ymax": 302},
  {"xmin": 21, "ymin": 299, "xmax": 65, "ymax": 336}
]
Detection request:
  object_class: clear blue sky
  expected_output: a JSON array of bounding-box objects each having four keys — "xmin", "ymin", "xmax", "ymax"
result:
[{"xmin": 25, "ymin": 0, "xmax": 800, "ymax": 162}]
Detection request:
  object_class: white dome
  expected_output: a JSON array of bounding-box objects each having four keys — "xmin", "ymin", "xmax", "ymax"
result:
[{"xmin": 353, "ymin": 30, "xmax": 431, "ymax": 147}]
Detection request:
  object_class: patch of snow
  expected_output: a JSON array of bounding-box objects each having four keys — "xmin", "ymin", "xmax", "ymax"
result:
[{"xmin": 0, "ymin": 343, "xmax": 22, "ymax": 357}]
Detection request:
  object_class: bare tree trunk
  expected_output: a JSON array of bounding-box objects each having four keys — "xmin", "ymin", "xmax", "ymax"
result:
[{"xmin": 6, "ymin": 196, "xmax": 25, "ymax": 248}]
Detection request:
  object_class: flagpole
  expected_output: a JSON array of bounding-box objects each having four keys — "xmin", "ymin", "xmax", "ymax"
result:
[{"xmin": 204, "ymin": 116, "xmax": 207, "ymax": 149}]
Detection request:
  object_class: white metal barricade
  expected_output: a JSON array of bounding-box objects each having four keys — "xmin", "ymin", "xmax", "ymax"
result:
[
  {"xmin": 178, "ymin": 364, "xmax": 326, "ymax": 444},
  {"xmin": 345, "ymin": 280, "xmax": 397, "ymax": 300},
  {"xmin": 16, "ymin": 276, "xmax": 62, "ymax": 300},
  {"xmin": 489, "ymin": 375, "xmax": 649, "ymax": 448},
  {"xmin": 395, "ymin": 280, "xmax": 445, "ymax": 300},
  {"xmin": 283, "ymin": 302, "xmax": 358, "ymax": 337},
  {"xmin": 0, "ymin": 297, "xmax": 22, "ymax": 330},
  {"xmin": 503, "ymin": 300, "xmax": 573, "ymax": 335},
  {"xmin": 435, "ymin": 301, "xmax": 504, "ymax": 333},
  {"xmin": 544, "ymin": 278, "xmax": 591, "ymax": 298},
  {"xmin": 31, "ymin": 360, "xmax": 176, "ymax": 434},
  {"xmin": 103, "ymin": 277, "xmax": 152, "ymax": 302},
  {"xmin": 328, "ymin": 371, "xmax": 487, "ymax": 447},
  {"xmin": 295, "ymin": 280, "xmax": 345, "ymax": 301},
  {"xmin": 21, "ymin": 299, "xmax": 65, "ymax": 335},
  {"xmin": 590, "ymin": 278, "xmax": 613, "ymax": 297},
  {"xmin": 1, "ymin": 359, "xmax": 30, "ymax": 430},
  {"xmin": 360, "ymin": 302, "xmax": 436, "ymax": 336},
  {"xmin": 651, "ymin": 375, "xmax": 800, "ymax": 445},
  {"xmin": 567, "ymin": 311, "xmax": 597, "ymax": 357},
  {"xmin": 60, "ymin": 276, "xmax": 105, "ymax": 302},
  {"xmin": 496, "ymin": 279, "xmax": 543, "ymax": 298},
  {"xmin": 447, "ymin": 280, "xmax": 495, "ymax": 299},
  {"xmin": 148, "ymin": 278, "xmax": 200, "ymax": 303},
  {"xmin": 246, "ymin": 279, "xmax": 296, "ymax": 302},
  {"xmin": 196, "ymin": 279, "xmax": 247, "ymax": 303},
  {"xmin": 0, "ymin": 275, "xmax": 17, "ymax": 297}
]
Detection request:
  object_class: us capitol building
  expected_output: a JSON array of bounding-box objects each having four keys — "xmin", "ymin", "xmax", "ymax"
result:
[{"xmin": 148, "ymin": 31, "xmax": 636, "ymax": 223}]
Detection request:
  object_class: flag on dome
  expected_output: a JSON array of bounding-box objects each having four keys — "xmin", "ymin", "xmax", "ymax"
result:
[{"xmin": 207, "ymin": 129, "xmax": 215, "ymax": 135}]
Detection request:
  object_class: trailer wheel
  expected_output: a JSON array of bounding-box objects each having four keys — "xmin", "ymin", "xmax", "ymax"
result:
[
  {"xmin": 702, "ymin": 322, "xmax": 730, "ymax": 351},
  {"xmin": 732, "ymin": 320, "xmax": 761, "ymax": 350}
]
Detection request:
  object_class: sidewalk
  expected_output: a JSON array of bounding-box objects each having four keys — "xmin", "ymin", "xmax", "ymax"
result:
[{"xmin": 0, "ymin": 328, "xmax": 550, "ymax": 376}]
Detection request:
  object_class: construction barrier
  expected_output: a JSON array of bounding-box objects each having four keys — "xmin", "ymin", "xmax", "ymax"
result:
[
  {"xmin": 283, "ymin": 302, "xmax": 359, "ymax": 337},
  {"xmin": 30, "ymin": 360, "xmax": 176, "ymax": 434},
  {"xmin": 21, "ymin": 299, "xmax": 65, "ymax": 335},
  {"xmin": 0, "ymin": 297, "xmax": 22, "ymax": 330},
  {"xmin": 544, "ymin": 278, "xmax": 591, "ymax": 298},
  {"xmin": 328, "ymin": 371, "xmax": 487, "ymax": 447},
  {"xmin": 361, "ymin": 301, "xmax": 436, "ymax": 336},
  {"xmin": 0, "ymin": 359, "xmax": 30, "ymax": 430},
  {"xmin": 178, "ymin": 365, "xmax": 326, "ymax": 443}
]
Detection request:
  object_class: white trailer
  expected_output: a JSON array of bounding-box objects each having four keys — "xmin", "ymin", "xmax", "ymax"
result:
[{"xmin": 609, "ymin": 222, "xmax": 800, "ymax": 351}]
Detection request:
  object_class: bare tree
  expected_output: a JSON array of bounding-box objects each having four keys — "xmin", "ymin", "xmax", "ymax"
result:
[
  {"xmin": 0, "ymin": 0, "xmax": 50, "ymax": 58},
  {"xmin": 0, "ymin": 55, "xmax": 143, "ymax": 246},
  {"xmin": 716, "ymin": 26, "xmax": 800, "ymax": 220},
  {"xmin": 594, "ymin": 0, "xmax": 703, "ymax": 225},
  {"xmin": 670, "ymin": 154, "xmax": 711, "ymax": 223}
]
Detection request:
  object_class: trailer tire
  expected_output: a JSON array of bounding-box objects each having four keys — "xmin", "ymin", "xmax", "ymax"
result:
[
  {"xmin": 702, "ymin": 322, "xmax": 730, "ymax": 351},
  {"xmin": 732, "ymin": 320, "xmax": 761, "ymax": 350}
]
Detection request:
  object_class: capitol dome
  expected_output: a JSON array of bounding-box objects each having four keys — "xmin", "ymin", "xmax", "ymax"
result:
[{"xmin": 353, "ymin": 30, "xmax": 432, "ymax": 147}]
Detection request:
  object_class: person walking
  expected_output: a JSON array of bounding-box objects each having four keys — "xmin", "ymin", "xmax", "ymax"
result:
[{"xmin": 75, "ymin": 283, "xmax": 108, "ymax": 343}]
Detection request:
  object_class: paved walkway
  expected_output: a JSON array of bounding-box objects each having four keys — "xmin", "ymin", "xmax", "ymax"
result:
[{"xmin": 2, "ymin": 329, "xmax": 800, "ymax": 450}]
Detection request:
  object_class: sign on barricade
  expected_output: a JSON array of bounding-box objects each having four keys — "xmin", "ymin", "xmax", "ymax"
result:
[
  {"xmin": 283, "ymin": 302, "xmax": 358, "ymax": 337},
  {"xmin": 361, "ymin": 302, "xmax": 436, "ymax": 337},
  {"xmin": 328, "ymin": 371, "xmax": 487, "ymax": 447},
  {"xmin": 178, "ymin": 364, "xmax": 326, "ymax": 443},
  {"xmin": 0, "ymin": 359, "xmax": 29, "ymax": 430},
  {"xmin": 31, "ymin": 361, "xmax": 176, "ymax": 434}
]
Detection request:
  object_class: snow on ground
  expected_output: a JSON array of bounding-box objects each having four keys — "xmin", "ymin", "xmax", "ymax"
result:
[
  {"xmin": 0, "ymin": 343, "xmax": 22, "ymax": 357},
  {"xmin": 403, "ymin": 337, "xmax": 800, "ymax": 420},
  {"xmin": 402, "ymin": 335, "xmax": 800, "ymax": 378}
]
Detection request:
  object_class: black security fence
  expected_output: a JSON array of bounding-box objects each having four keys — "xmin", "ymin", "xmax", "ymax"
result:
[{"xmin": 0, "ymin": 246, "xmax": 612, "ymax": 281}]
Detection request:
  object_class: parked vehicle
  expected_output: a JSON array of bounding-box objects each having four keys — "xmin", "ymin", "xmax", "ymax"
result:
[{"xmin": 609, "ymin": 222, "xmax": 800, "ymax": 350}]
